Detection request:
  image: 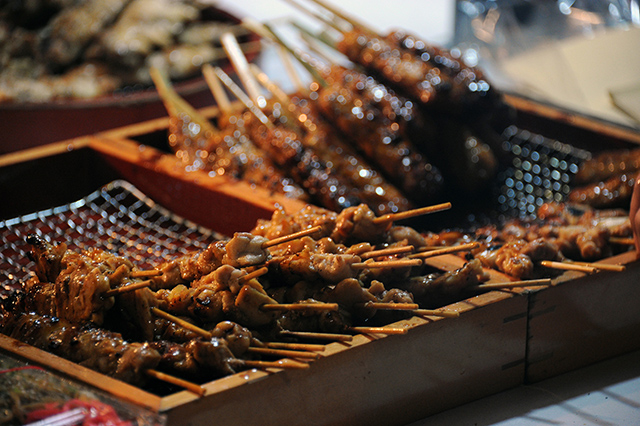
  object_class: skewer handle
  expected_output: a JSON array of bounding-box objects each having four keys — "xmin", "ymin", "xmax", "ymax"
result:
[
  {"xmin": 410, "ymin": 242, "xmax": 479, "ymax": 260},
  {"xmin": 540, "ymin": 260, "xmax": 596, "ymax": 274},
  {"xmin": 103, "ymin": 280, "xmax": 152, "ymax": 297},
  {"xmin": 262, "ymin": 225, "xmax": 323, "ymax": 248},
  {"xmin": 352, "ymin": 259, "xmax": 422, "ymax": 269},
  {"xmin": 372, "ymin": 202, "xmax": 452, "ymax": 225},
  {"xmin": 146, "ymin": 369, "xmax": 205, "ymax": 396}
]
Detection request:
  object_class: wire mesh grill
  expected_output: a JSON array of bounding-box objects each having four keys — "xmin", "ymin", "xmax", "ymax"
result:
[
  {"xmin": 495, "ymin": 125, "xmax": 592, "ymax": 217},
  {"xmin": 0, "ymin": 180, "xmax": 225, "ymax": 293}
]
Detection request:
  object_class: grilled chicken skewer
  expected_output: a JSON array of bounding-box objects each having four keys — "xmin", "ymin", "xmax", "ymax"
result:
[{"xmin": 150, "ymin": 67, "xmax": 307, "ymax": 201}]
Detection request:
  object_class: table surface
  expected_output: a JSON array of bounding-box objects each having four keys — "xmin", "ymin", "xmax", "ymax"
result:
[{"xmin": 409, "ymin": 349, "xmax": 640, "ymax": 426}]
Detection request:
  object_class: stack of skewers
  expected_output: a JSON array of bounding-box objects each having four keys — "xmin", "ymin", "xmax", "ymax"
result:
[{"xmin": 2, "ymin": 0, "xmax": 638, "ymax": 407}]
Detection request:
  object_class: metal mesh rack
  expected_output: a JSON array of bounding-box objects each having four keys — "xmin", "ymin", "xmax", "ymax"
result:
[
  {"xmin": 496, "ymin": 125, "xmax": 592, "ymax": 217},
  {"xmin": 0, "ymin": 180, "xmax": 225, "ymax": 292}
]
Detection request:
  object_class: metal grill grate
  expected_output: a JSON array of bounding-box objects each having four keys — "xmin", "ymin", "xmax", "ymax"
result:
[
  {"xmin": 496, "ymin": 125, "xmax": 592, "ymax": 217},
  {"xmin": 0, "ymin": 180, "xmax": 225, "ymax": 292}
]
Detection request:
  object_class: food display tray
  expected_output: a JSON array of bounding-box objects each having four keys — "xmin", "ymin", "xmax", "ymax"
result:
[{"xmin": 0, "ymin": 97, "xmax": 639, "ymax": 425}]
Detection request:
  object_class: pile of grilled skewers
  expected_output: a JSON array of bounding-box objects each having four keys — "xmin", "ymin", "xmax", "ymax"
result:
[
  {"xmin": 150, "ymin": 0, "xmax": 514, "ymax": 217},
  {"xmin": 0, "ymin": 0, "xmax": 258, "ymax": 102},
  {"xmin": 1, "ymin": 198, "xmax": 634, "ymax": 394}
]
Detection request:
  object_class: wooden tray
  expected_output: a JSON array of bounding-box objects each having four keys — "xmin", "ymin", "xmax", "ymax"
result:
[{"xmin": 1, "ymin": 104, "xmax": 639, "ymax": 425}]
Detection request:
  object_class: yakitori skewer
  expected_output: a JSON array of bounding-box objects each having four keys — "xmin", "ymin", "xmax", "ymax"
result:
[
  {"xmin": 473, "ymin": 278, "xmax": 553, "ymax": 291},
  {"xmin": 280, "ymin": 330, "xmax": 353, "ymax": 342},
  {"xmin": 146, "ymin": 369, "xmax": 205, "ymax": 396},
  {"xmin": 563, "ymin": 261, "xmax": 626, "ymax": 272},
  {"xmin": 262, "ymin": 225, "xmax": 324, "ymax": 248},
  {"xmin": 246, "ymin": 346, "xmax": 320, "ymax": 360},
  {"xmin": 350, "ymin": 326, "xmax": 407, "ymax": 335},
  {"xmin": 261, "ymin": 303, "xmax": 339, "ymax": 312},
  {"xmin": 351, "ymin": 258, "xmax": 423, "ymax": 270},
  {"xmin": 360, "ymin": 245, "xmax": 415, "ymax": 260},
  {"xmin": 413, "ymin": 309, "xmax": 460, "ymax": 319},
  {"xmin": 610, "ymin": 237, "xmax": 635, "ymax": 245},
  {"xmin": 263, "ymin": 341, "xmax": 326, "ymax": 352},
  {"xmin": 103, "ymin": 280, "xmax": 153, "ymax": 298},
  {"xmin": 409, "ymin": 242, "xmax": 480, "ymax": 260},
  {"xmin": 540, "ymin": 260, "xmax": 596, "ymax": 274},
  {"xmin": 372, "ymin": 203, "xmax": 452, "ymax": 225},
  {"xmin": 360, "ymin": 302, "xmax": 419, "ymax": 311},
  {"xmin": 240, "ymin": 359, "xmax": 311, "ymax": 370},
  {"xmin": 151, "ymin": 307, "xmax": 212, "ymax": 339},
  {"xmin": 237, "ymin": 266, "xmax": 270, "ymax": 284},
  {"xmin": 129, "ymin": 269, "xmax": 163, "ymax": 279}
]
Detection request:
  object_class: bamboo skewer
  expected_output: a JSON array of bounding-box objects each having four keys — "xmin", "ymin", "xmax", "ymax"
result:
[
  {"xmin": 413, "ymin": 309, "xmax": 460, "ymax": 318},
  {"xmin": 250, "ymin": 63, "xmax": 294, "ymax": 106},
  {"xmin": 282, "ymin": 0, "xmax": 348, "ymax": 34},
  {"xmin": 360, "ymin": 245, "xmax": 415, "ymax": 260},
  {"xmin": 409, "ymin": 242, "xmax": 480, "ymax": 260},
  {"xmin": 372, "ymin": 202, "xmax": 452, "ymax": 225},
  {"xmin": 211, "ymin": 66, "xmax": 274, "ymax": 129},
  {"xmin": 262, "ymin": 225, "xmax": 324, "ymax": 248},
  {"xmin": 261, "ymin": 303, "xmax": 339, "ymax": 312},
  {"xmin": 242, "ymin": 18, "xmax": 329, "ymax": 87},
  {"xmin": 359, "ymin": 302, "xmax": 419, "ymax": 311},
  {"xmin": 238, "ymin": 267, "xmax": 270, "ymax": 284},
  {"xmin": 276, "ymin": 45, "xmax": 308, "ymax": 94},
  {"xmin": 103, "ymin": 280, "xmax": 152, "ymax": 298},
  {"xmin": 540, "ymin": 260, "xmax": 596, "ymax": 274},
  {"xmin": 221, "ymin": 31, "xmax": 264, "ymax": 106},
  {"xmin": 350, "ymin": 326, "xmax": 408, "ymax": 335},
  {"xmin": 202, "ymin": 63, "xmax": 233, "ymax": 113},
  {"xmin": 146, "ymin": 369, "xmax": 205, "ymax": 396},
  {"xmin": 240, "ymin": 359, "xmax": 311, "ymax": 370},
  {"xmin": 263, "ymin": 341, "xmax": 326, "ymax": 352},
  {"xmin": 246, "ymin": 346, "xmax": 320, "ymax": 360},
  {"xmin": 351, "ymin": 258, "xmax": 422, "ymax": 269},
  {"xmin": 610, "ymin": 237, "xmax": 635, "ymax": 245},
  {"xmin": 129, "ymin": 269, "xmax": 163, "ymax": 278},
  {"xmin": 150, "ymin": 307, "xmax": 212, "ymax": 339},
  {"xmin": 150, "ymin": 67, "xmax": 217, "ymax": 134},
  {"xmin": 473, "ymin": 278, "xmax": 553, "ymax": 291},
  {"xmin": 564, "ymin": 261, "xmax": 626, "ymax": 272},
  {"xmin": 280, "ymin": 330, "xmax": 353, "ymax": 342},
  {"xmin": 303, "ymin": 0, "xmax": 381, "ymax": 36}
]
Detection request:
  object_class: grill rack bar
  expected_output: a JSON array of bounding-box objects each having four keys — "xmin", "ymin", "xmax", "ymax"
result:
[{"xmin": 0, "ymin": 180, "xmax": 224, "ymax": 292}]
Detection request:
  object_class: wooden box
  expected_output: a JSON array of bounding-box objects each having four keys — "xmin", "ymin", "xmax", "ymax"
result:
[{"xmin": 1, "ymin": 96, "xmax": 639, "ymax": 425}]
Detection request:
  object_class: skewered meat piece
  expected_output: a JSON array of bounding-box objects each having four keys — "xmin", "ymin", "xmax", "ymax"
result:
[
  {"xmin": 474, "ymin": 237, "xmax": 564, "ymax": 279},
  {"xmin": 568, "ymin": 171, "xmax": 639, "ymax": 208},
  {"xmin": 168, "ymin": 112, "xmax": 307, "ymax": 201},
  {"xmin": 402, "ymin": 259, "xmax": 488, "ymax": 306},
  {"xmin": 572, "ymin": 148, "xmax": 640, "ymax": 185},
  {"xmin": 313, "ymin": 67, "xmax": 444, "ymax": 204},
  {"xmin": 1, "ymin": 312, "xmax": 161, "ymax": 387},
  {"xmin": 265, "ymin": 236, "xmax": 362, "ymax": 286},
  {"xmin": 38, "ymin": 0, "xmax": 131, "ymax": 70},
  {"xmin": 252, "ymin": 203, "xmax": 427, "ymax": 249},
  {"xmin": 149, "ymin": 337, "xmax": 238, "ymax": 380},
  {"xmin": 151, "ymin": 232, "xmax": 271, "ymax": 289},
  {"xmin": 537, "ymin": 225, "xmax": 611, "ymax": 261},
  {"xmin": 274, "ymin": 300, "xmax": 352, "ymax": 334},
  {"xmin": 337, "ymin": 27, "xmax": 498, "ymax": 114},
  {"xmin": 385, "ymin": 29, "xmax": 501, "ymax": 114},
  {"xmin": 87, "ymin": 0, "xmax": 198, "ymax": 71},
  {"xmin": 221, "ymin": 111, "xmax": 363, "ymax": 211},
  {"xmin": 272, "ymin": 94, "xmax": 412, "ymax": 214},
  {"xmin": 156, "ymin": 281, "xmax": 277, "ymax": 328},
  {"xmin": 25, "ymin": 234, "xmax": 138, "ymax": 325}
]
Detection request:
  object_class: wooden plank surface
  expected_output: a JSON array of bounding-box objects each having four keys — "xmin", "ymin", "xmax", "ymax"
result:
[{"xmin": 526, "ymin": 251, "xmax": 640, "ymax": 382}]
